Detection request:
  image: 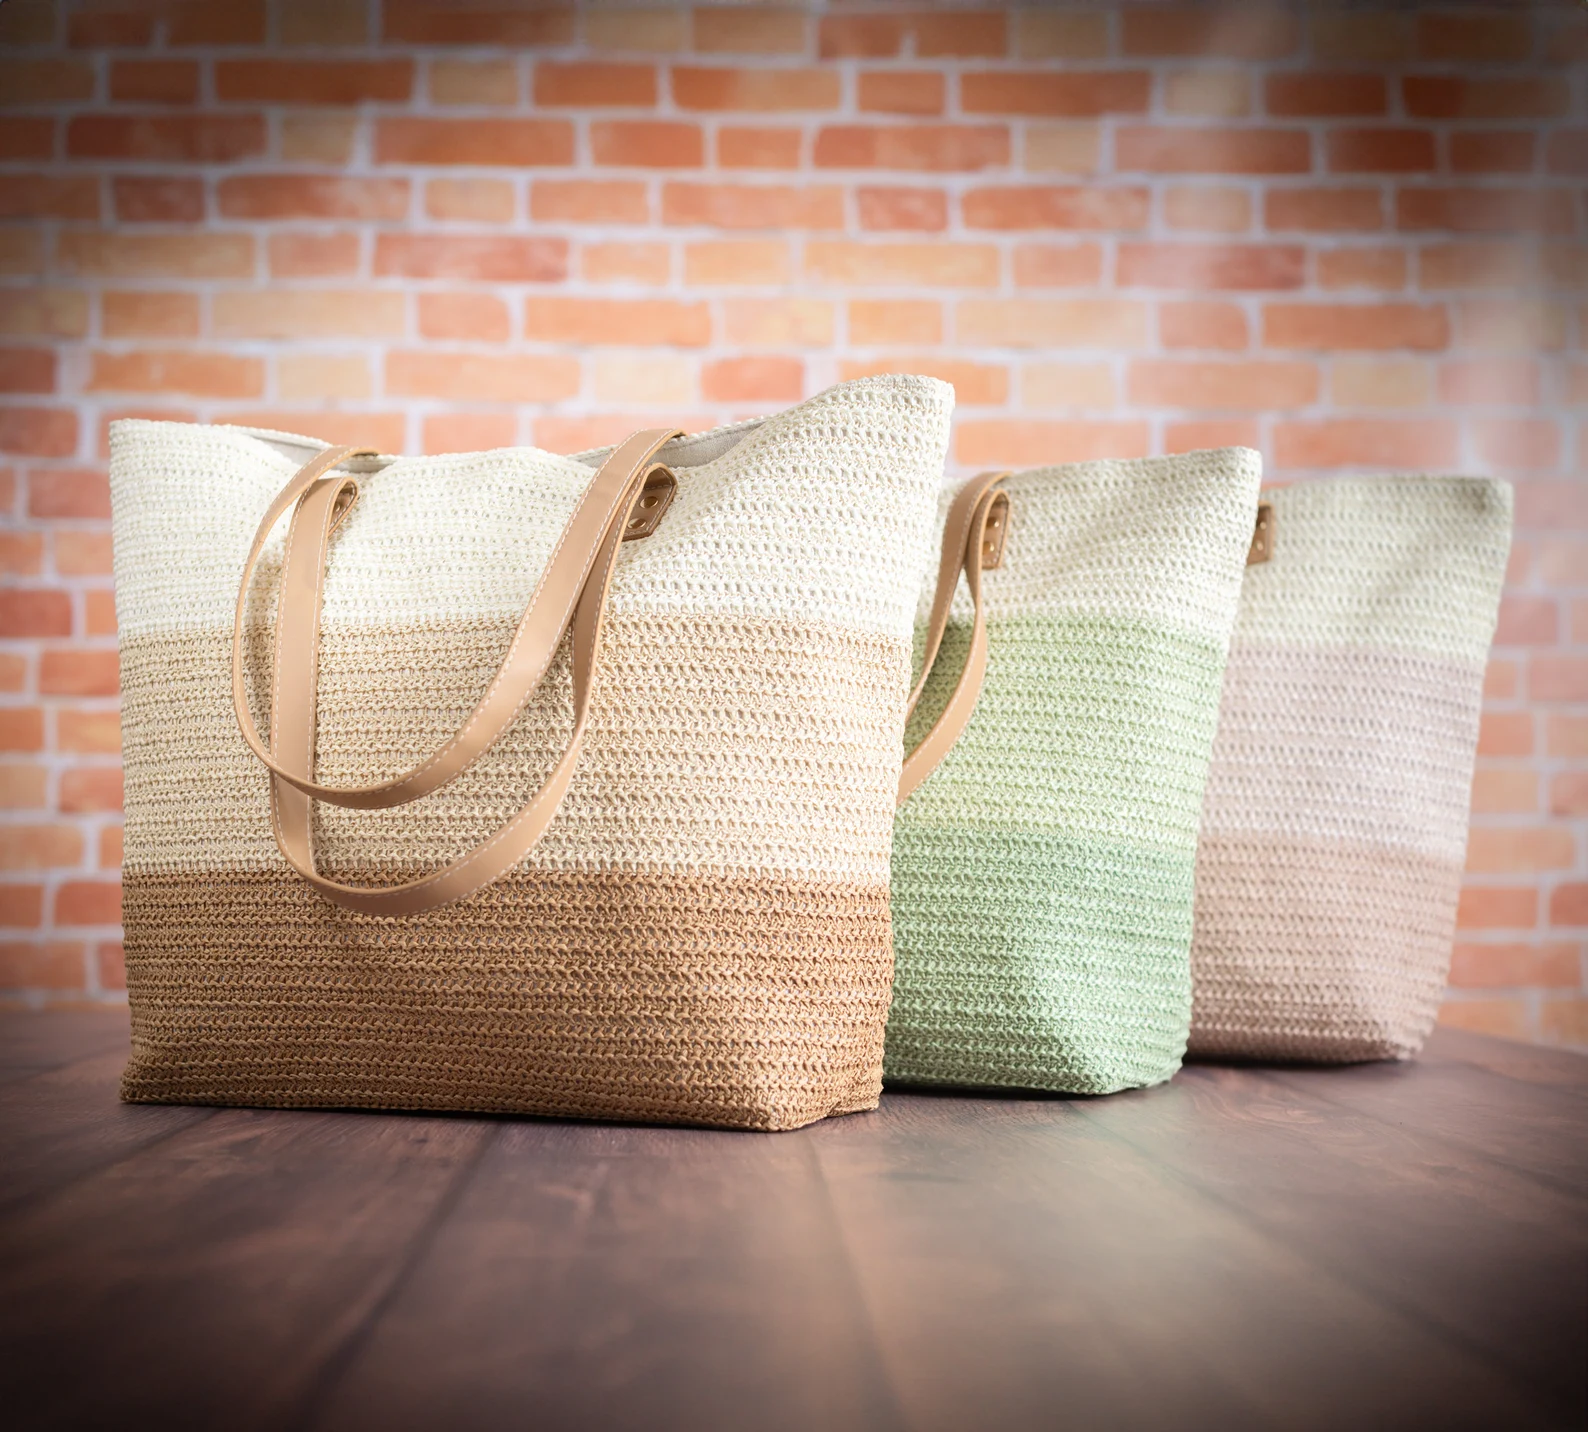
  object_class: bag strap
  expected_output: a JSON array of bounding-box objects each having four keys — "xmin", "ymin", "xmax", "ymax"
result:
[
  {"xmin": 239, "ymin": 430, "xmax": 681, "ymax": 915},
  {"xmin": 897, "ymin": 471, "xmax": 1010, "ymax": 807}
]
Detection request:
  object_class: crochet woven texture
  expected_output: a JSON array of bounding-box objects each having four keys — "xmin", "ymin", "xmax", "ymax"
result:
[
  {"xmin": 110, "ymin": 375, "xmax": 952, "ymax": 1130},
  {"xmin": 887, "ymin": 449, "xmax": 1262, "ymax": 1094},
  {"xmin": 1189, "ymin": 476, "xmax": 1512, "ymax": 1063}
]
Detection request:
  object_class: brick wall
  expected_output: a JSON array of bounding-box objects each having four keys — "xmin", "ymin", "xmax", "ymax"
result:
[{"xmin": 0, "ymin": 0, "xmax": 1583, "ymax": 1047}]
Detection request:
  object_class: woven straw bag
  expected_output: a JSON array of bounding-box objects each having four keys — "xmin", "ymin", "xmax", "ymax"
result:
[
  {"xmin": 886, "ymin": 449, "xmax": 1262, "ymax": 1093},
  {"xmin": 1189, "ymin": 475, "xmax": 1512, "ymax": 1063},
  {"xmin": 109, "ymin": 375, "xmax": 952, "ymax": 1130}
]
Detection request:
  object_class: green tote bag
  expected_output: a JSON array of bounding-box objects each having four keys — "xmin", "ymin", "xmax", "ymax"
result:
[{"xmin": 887, "ymin": 449, "xmax": 1263, "ymax": 1094}]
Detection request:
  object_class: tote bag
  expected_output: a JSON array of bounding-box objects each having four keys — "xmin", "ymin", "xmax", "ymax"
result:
[
  {"xmin": 110, "ymin": 375, "xmax": 952, "ymax": 1130},
  {"xmin": 1189, "ymin": 475, "xmax": 1512, "ymax": 1062},
  {"xmin": 886, "ymin": 449, "xmax": 1262, "ymax": 1093}
]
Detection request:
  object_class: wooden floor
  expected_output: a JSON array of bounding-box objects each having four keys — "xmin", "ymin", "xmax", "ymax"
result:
[{"xmin": 0, "ymin": 1010, "xmax": 1583, "ymax": 1431}]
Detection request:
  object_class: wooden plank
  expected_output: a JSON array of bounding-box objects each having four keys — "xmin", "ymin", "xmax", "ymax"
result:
[
  {"xmin": 0, "ymin": 1049, "xmax": 211, "ymax": 1213},
  {"xmin": 0, "ymin": 1105, "xmax": 492, "ymax": 1430},
  {"xmin": 0, "ymin": 1007, "xmax": 129, "ymax": 1084},
  {"xmin": 1088, "ymin": 1062, "xmax": 1586, "ymax": 1424},
  {"xmin": 812, "ymin": 1090, "xmax": 1548, "ymax": 1432},
  {"xmin": 309, "ymin": 1119, "xmax": 904, "ymax": 1432},
  {"xmin": 1422, "ymin": 1027, "xmax": 1588, "ymax": 1097}
]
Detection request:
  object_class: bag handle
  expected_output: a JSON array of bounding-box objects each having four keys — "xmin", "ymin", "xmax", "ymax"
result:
[
  {"xmin": 237, "ymin": 430, "xmax": 681, "ymax": 915},
  {"xmin": 897, "ymin": 471, "xmax": 1010, "ymax": 806}
]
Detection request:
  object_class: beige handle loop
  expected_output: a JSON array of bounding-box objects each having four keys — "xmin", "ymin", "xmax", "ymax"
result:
[
  {"xmin": 241, "ymin": 430, "xmax": 681, "ymax": 915},
  {"xmin": 232, "ymin": 430, "xmax": 680, "ymax": 811},
  {"xmin": 897, "ymin": 471, "xmax": 1010, "ymax": 807}
]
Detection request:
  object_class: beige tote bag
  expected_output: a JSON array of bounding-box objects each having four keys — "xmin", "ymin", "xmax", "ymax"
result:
[
  {"xmin": 110, "ymin": 376, "xmax": 952, "ymax": 1129},
  {"xmin": 1190, "ymin": 475, "xmax": 1512, "ymax": 1062}
]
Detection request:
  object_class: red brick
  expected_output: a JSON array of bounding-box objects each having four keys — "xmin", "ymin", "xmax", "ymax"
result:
[
  {"xmin": 718, "ymin": 127, "xmax": 802, "ymax": 169},
  {"xmin": 0, "ymin": 229, "xmax": 44, "ymax": 276},
  {"xmin": 54, "ymin": 881, "xmax": 122, "ymax": 927},
  {"xmin": 532, "ymin": 180, "xmax": 648, "ymax": 225},
  {"xmin": 1123, "ymin": 8, "xmax": 1297, "ymax": 58},
  {"xmin": 536, "ymin": 62, "xmax": 657, "ymax": 107},
  {"xmin": 1545, "ymin": 245, "xmax": 1588, "ymax": 287},
  {"xmin": 662, "ymin": 183, "xmax": 844, "ymax": 230},
  {"xmin": 58, "ymin": 711, "xmax": 121, "ymax": 756},
  {"xmin": 1161, "ymin": 301, "xmax": 1249, "ymax": 351},
  {"xmin": 1318, "ymin": 248, "xmax": 1407, "ymax": 290},
  {"xmin": 0, "ymin": 824, "xmax": 83, "ymax": 871},
  {"xmin": 814, "ymin": 124, "xmax": 1010, "ymax": 173},
  {"xmin": 1465, "ymin": 827, "xmax": 1576, "ymax": 874},
  {"xmin": 1404, "ymin": 77, "xmax": 1570, "ymax": 121},
  {"xmin": 673, "ymin": 67, "xmax": 839, "ymax": 113},
  {"xmin": 1273, "ymin": 418, "xmax": 1459, "ymax": 469},
  {"xmin": 1012, "ymin": 244, "xmax": 1104, "ymax": 288},
  {"xmin": 1474, "ymin": 418, "xmax": 1561, "ymax": 474},
  {"xmin": 1163, "ymin": 186, "xmax": 1252, "ymax": 234},
  {"xmin": 67, "ymin": 114, "xmax": 265, "ymax": 163},
  {"xmin": 839, "ymin": 357, "xmax": 1008, "ymax": 406},
  {"xmin": 0, "ymin": 59, "xmax": 93, "ymax": 103},
  {"xmin": 961, "ymin": 71, "xmax": 1149, "ymax": 117},
  {"xmin": 217, "ymin": 60, "xmax": 412, "ymax": 104},
  {"xmin": 1532, "ymin": 656, "xmax": 1588, "ymax": 703},
  {"xmin": 0, "ymin": 176, "xmax": 99, "ymax": 223},
  {"xmin": 0, "ymin": 709, "xmax": 43, "ymax": 753},
  {"xmin": 858, "ymin": 187, "xmax": 947, "ymax": 232},
  {"xmin": 584, "ymin": 242, "xmax": 670, "ymax": 285},
  {"xmin": 0, "ymin": 348, "xmax": 55, "ymax": 394},
  {"xmin": 1166, "ymin": 419, "xmax": 1261, "ymax": 452},
  {"xmin": 963, "ymin": 186, "xmax": 1149, "ymax": 231},
  {"xmin": 591, "ymin": 121, "xmax": 704, "ymax": 168},
  {"xmin": 0, "ymin": 656, "xmax": 24, "ymax": 695},
  {"xmin": 426, "ymin": 178, "xmax": 514, "ymax": 224},
  {"xmin": 1547, "ymin": 714, "xmax": 1588, "ymax": 758},
  {"xmin": 1551, "ymin": 773, "xmax": 1588, "ymax": 817},
  {"xmin": 1266, "ymin": 74, "xmax": 1387, "ymax": 117},
  {"xmin": 849, "ymin": 300, "xmax": 942, "ymax": 346},
  {"xmin": 1459, "ymin": 299, "xmax": 1566, "ymax": 353},
  {"xmin": 1264, "ymin": 303, "xmax": 1449, "ymax": 351},
  {"xmin": 724, "ymin": 299, "xmax": 832, "ymax": 347},
  {"xmin": 1440, "ymin": 358, "xmax": 1540, "ymax": 408},
  {"xmin": 214, "ymin": 289, "xmax": 404, "ymax": 341},
  {"xmin": 418, "ymin": 413, "xmax": 518, "ymax": 456},
  {"xmin": 383, "ymin": 2, "xmax": 573, "ymax": 45},
  {"xmin": 0, "ymin": 410, "xmax": 76, "ymax": 458},
  {"xmin": 1118, "ymin": 242, "xmax": 1304, "ymax": 290},
  {"xmin": 417, "ymin": 293, "xmax": 511, "ymax": 344},
  {"xmin": 914, "ymin": 11, "xmax": 1008, "ymax": 57},
  {"xmin": 859, "ymin": 72, "xmax": 945, "ymax": 117},
  {"xmin": 109, "ymin": 60, "xmax": 200, "ymax": 104},
  {"xmin": 0, "ymin": 941, "xmax": 86, "ymax": 991},
  {"xmin": 1417, "ymin": 11, "xmax": 1532, "ymax": 63},
  {"xmin": 167, "ymin": 0, "xmax": 265, "ymax": 44},
  {"xmin": 957, "ymin": 420, "xmax": 1151, "ymax": 467},
  {"xmin": 524, "ymin": 297, "xmax": 710, "ymax": 347},
  {"xmin": 376, "ymin": 119, "xmax": 574, "ymax": 167},
  {"xmin": 1398, "ymin": 188, "xmax": 1575, "ymax": 236},
  {"xmin": 96, "ymin": 940, "xmax": 126, "ymax": 990},
  {"xmin": 1450, "ymin": 132, "xmax": 1536, "ymax": 176},
  {"xmin": 40, "ymin": 648, "xmax": 119, "ymax": 697},
  {"xmin": 685, "ymin": 241, "xmax": 788, "ymax": 286},
  {"xmin": 69, "ymin": 10, "xmax": 155, "ymax": 46},
  {"xmin": 701, "ymin": 357, "xmax": 804, "ymax": 404},
  {"xmin": 1326, "ymin": 128, "xmax": 1436, "ymax": 173},
  {"xmin": 84, "ymin": 590, "xmax": 117, "ymax": 638},
  {"xmin": 54, "ymin": 531, "xmax": 115, "ymax": 578},
  {"xmin": 89, "ymin": 350, "xmax": 264, "ymax": 400},
  {"xmin": 1553, "ymin": 885, "xmax": 1588, "ymax": 927},
  {"xmin": 0, "ymin": 119, "xmax": 54, "ymax": 163},
  {"xmin": 1478, "ymin": 712, "xmax": 1534, "ymax": 758},
  {"xmin": 0, "ymin": 885, "xmax": 43, "ymax": 928},
  {"xmin": 807, "ymin": 241, "xmax": 998, "ymax": 288},
  {"xmin": 1449, "ymin": 942, "xmax": 1579, "ymax": 989},
  {"xmin": 112, "ymin": 176, "xmax": 205, "ymax": 224},
  {"xmin": 0, "ymin": 532, "xmax": 42, "ymax": 576},
  {"xmin": 961, "ymin": 298, "xmax": 1150, "ymax": 349},
  {"xmin": 818, "ymin": 15, "xmax": 904, "ymax": 57},
  {"xmin": 1116, "ymin": 126, "xmax": 1309, "ymax": 174},
  {"xmin": 1419, "ymin": 242, "xmax": 1538, "ymax": 289},
  {"xmin": 375, "ymin": 234, "xmax": 567, "ymax": 282},
  {"xmin": 218, "ymin": 175, "xmax": 410, "ymax": 221},
  {"xmin": 27, "ymin": 469, "xmax": 108, "ymax": 520},
  {"xmin": 60, "ymin": 767, "xmax": 124, "ymax": 815},
  {"xmin": 1265, "ymin": 188, "xmax": 1383, "ymax": 231},
  {"xmin": 693, "ymin": 6, "xmax": 808, "ymax": 54},
  {"xmin": 1129, "ymin": 359, "xmax": 1318, "ymax": 409},
  {"xmin": 56, "ymin": 231, "xmax": 254, "ymax": 279},
  {"xmin": 0, "ymin": 589, "xmax": 67, "ymax": 639},
  {"xmin": 1545, "ymin": 130, "xmax": 1588, "ymax": 178},
  {"xmin": 267, "ymin": 233, "xmax": 361, "ymax": 279},
  {"xmin": 389, "ymin": 351, "xmax": 579, "ymax": 404},
  {"xmin": 99, "ymin": 822, "xmax": 123, "ymax": 870},
  {"xmin": 1494, "ymin": 595, "xmax": 1560, "ymax": 646},
  {"xmin": 1469, "ymin": 767, "xmax": 1539, "ymax": 815}
]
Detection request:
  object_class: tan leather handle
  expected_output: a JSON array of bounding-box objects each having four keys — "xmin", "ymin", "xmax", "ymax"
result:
[
  {"xmin": 232, "ymin": 429, "xmax": 680, "ymax": 811},
  {"xmin": 241, "ymin": 430, "xmax": 681, "ymax": 915},
  {"xmin": 897, "ymin": 471, "xmax": 1010, "ymax": 806}
]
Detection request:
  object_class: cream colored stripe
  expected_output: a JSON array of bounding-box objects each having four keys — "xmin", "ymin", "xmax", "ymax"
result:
[{"xmin": 1201, "ymin": 643, "xmax": 1485, "ymax": 862}]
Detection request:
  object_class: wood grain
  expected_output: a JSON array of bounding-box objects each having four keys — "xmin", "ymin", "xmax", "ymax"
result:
[{"xmin": 0, "ymin": 1009, "xmax": 1582, "ymax": 1432}]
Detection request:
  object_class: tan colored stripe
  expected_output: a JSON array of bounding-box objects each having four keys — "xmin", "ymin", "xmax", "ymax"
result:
[
  {"xmin": 121, "ymin": 869, "xmax": 890, "ymax": 1131},
  {"xmin": 1190, "ymin": 833, "xmax": 1463, "ymax": 1063},
  {"xmin": 1202, "ymin": 643, "xmax": 1485, "ymax": 861},
  {"xmin": 120, "ymin": 614, "xmax": 909, "ymax": 881}
]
